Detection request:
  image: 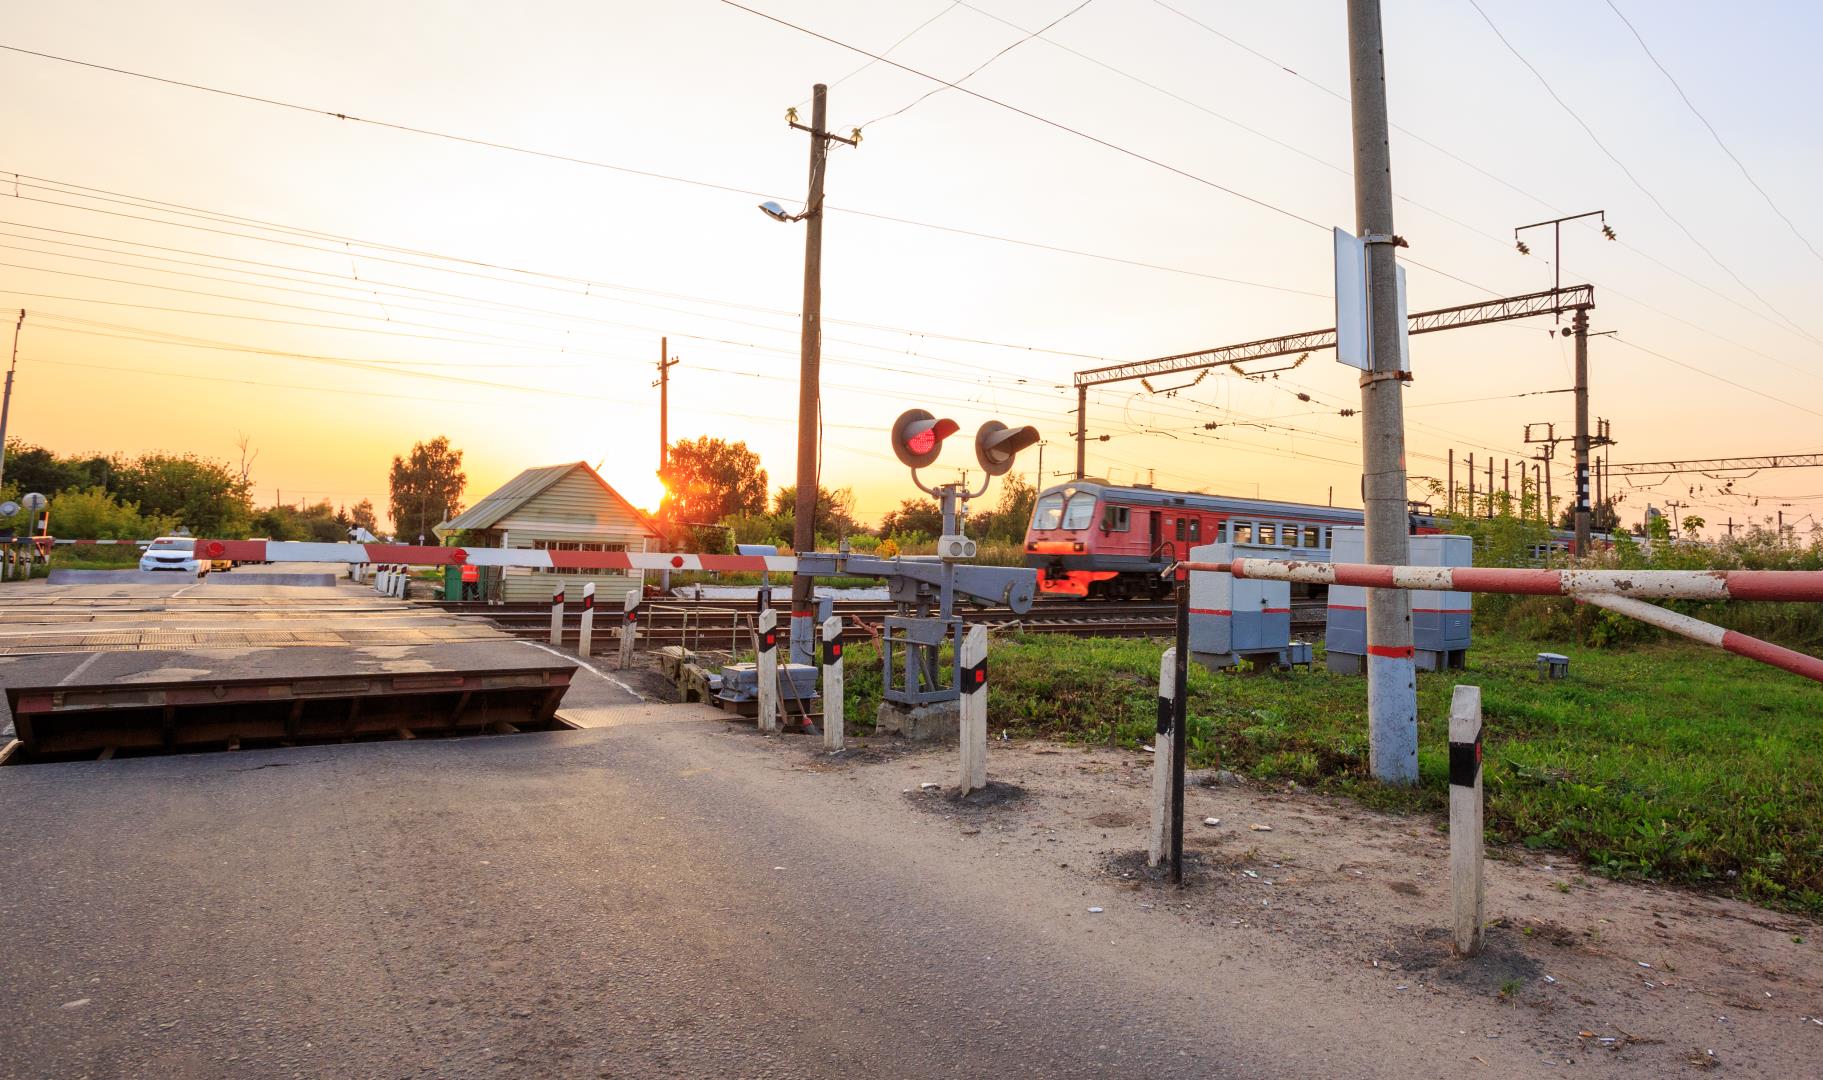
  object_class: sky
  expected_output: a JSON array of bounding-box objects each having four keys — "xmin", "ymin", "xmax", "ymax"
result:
[{"xmin": 2, "ymin": 0, "xmax": 1821, "ymax": 537}]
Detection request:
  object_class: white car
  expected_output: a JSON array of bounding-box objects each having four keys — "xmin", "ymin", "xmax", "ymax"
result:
[{"xmin": 139, "ymin": 536, "xmax": 208, "ymax": 575}]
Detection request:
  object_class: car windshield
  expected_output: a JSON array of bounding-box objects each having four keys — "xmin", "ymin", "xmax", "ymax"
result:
[
  {"xmin": 1060, "ymin": 493, "xmax": 1097, "ymax": 531},
  {"xmin": 1032, "ymin": 493, "xmax": 1065, "ymax": 531},
  {"xmin": 149, "ymin": 537, "xmax": 194, "ymax": 550}
]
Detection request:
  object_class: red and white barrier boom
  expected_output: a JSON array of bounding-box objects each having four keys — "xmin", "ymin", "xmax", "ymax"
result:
[
  {"xmin": 1186, "ymin": 559, "xmax": 1823, "ymax": 684},
  {"xmin": 192, "ymin": 539, "xmax": 795, "ymax": 574}
]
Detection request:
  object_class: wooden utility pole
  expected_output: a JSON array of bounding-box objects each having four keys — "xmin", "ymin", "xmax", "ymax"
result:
[
  {"xmin": 783, "ymin": 85, "xmax": 857, "ymax": 662},
  {"xmin": 1346, "ymin": 0, "xmax": 1417, "ymax": 786},
  {"xmin": 0, "ymin": 310, "xmax": 22, "ymax": 492},
  {"xmin": 1486, "ymin": 456, "xmax": 1494, "ymax": 518},
  {"xmin": 655, "ymin": 337, "xmax": 678, "ymax": 477}
]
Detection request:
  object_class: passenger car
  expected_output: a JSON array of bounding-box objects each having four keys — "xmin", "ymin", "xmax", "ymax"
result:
[{"xmin": 139, "ymin": 536, "xmax": 208, "ymax": 575}]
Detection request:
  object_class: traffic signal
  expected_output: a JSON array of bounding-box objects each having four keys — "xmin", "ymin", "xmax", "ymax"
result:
[
  {"xmin": 974, "ymin": 420, "xmax": 1041, "ymax": 476},
  {"xmin": 890, "ymin": 408, "xmax": 960, "ymax": 469}
]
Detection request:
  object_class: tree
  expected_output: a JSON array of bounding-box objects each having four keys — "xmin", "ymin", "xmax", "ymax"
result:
[
  {"xmin": 659, "ymin": 437, "xmax": 767, "ymax": 525},
  {"xmin": 1, "ymin": 439, "xmax": 89, "ymax": 496},
  {"xmin": 972, "ymin": 473, "xmax": 1037, "ymax": 542},
  {"xmin": 110, "ymin": 452, "xmax": 253, "ymax": 536},
  {"xmin": 389, "ymin": 436, "xmax": 466, "ymax": 543},
  {"xmin": 43, "ymin": 486, "xmax": 176, "ymax": 540},
  {"xmin": 349, "ymin": 499, "xmax": 378, "ymax": 534},
  {"xmin": 771, "ymin": 484, "xmax": 860, "ymax": 545},
  {"xmin": 878, "ymin": 498, "xmax": 942, "ymax": 539}
]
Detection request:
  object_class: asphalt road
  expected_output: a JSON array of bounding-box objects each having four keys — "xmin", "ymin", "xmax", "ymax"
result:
[{"xmin": 1, "ymin": 706, "xmax": 1482, "ymax": 1079}]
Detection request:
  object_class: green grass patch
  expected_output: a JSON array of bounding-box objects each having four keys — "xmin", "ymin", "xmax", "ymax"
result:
[
  {"xmin": 838, "ymin": 631, "xmax": 1823, "ymax": 914},
  {"xmin": 1, "ymin": 545, "xmax": 142, "ymax": 581}
]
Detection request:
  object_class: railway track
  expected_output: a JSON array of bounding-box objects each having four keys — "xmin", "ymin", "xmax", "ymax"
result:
[{"xmin": 422, "ymin": 596, "xmax": 1324, "ymax": 649}]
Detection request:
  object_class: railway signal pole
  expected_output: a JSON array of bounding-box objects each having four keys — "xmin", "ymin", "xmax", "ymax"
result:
[{"xmin": 1347, "ymin": 0, "xmax": 1418, "ymax": 785}]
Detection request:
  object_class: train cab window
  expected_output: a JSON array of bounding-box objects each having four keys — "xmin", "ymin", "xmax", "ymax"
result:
[
  {"xmin": 1061, "ymin": 493, "xmax": 1097, "ymax": 531},
  {"xmin": 1188, "ymin": 518, "xmax": 1201, "ymax": 542},
  {"xmin": 1032, "ymin": 493, "xmax": 1065, "ymax": 530},
  {"xmin": 1232, "ymin": 522, "xmax": 1252, "ymax": 544},
  {"xmin": 1102, "ymin": 506, "xmax": 1131, "ymax": 532},
  {"xmin": 1303, "ymin": 526, "xmax": 1322, "ymax": 548},
  {"xmin": 1256, "ymin": 523, "xmax": 1276, "ymax": 545}
]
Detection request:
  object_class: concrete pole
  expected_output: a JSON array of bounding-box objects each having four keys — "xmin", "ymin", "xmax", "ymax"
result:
[
  {"xmin": 1572, "ymin": 306, "xmax": 1592, "ymax": 555},
  {"xmin": 1074, "ymin": 385, "xmax": 1087, "ymax": 479},
  {"xmin": 549, "ymin": 582, "xmax": 565, "ymax": 648},
  {"xmin": 578, "ymin": 581, "xmax": 595, "ymax": 657},
  {"xmin": 1447, "ymin": 448, "xmax": 1454, "ymax": 514},
  {"xmin": 1148, "ymin": 646, "xmax": 1176, "ymax": 868},
  {"xmin": 619, "ymin": 588, "xmax": 639, "ymax": 669},
  {"xmin": 1347, "ymin": 0, "xmax": 1418, "ymax": 786},
  {"xmin": 958, "ymin": 623, "xmax": 988, "ymax": 794},
  {"xmin": 1449, "ymin": 684, "xmax": 1485, "ymax": 957},
  {"xmin": 790, "ymin": 84, "xmax": 830, "ymax": 677},
  {"xmin": 757, "ymin": 608, "xmax": 779, "ymax": 733},
  {"xmin": 821, "ymin": 615, "xmax": 844, "ymax": 751},
  {"xmin": 1466, "ymin": 453, "xmax": 1475, "ymax": 519}
]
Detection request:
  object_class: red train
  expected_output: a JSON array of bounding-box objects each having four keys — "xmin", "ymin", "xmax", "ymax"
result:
[{"xmin": 1023, "ymin": 479, "xmax": 1445, "ymax": 599}]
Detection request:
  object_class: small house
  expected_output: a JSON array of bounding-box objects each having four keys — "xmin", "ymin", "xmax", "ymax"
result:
[{"xmin": 436, "ymin": 462, "xmax": 661, "ymax": 604}]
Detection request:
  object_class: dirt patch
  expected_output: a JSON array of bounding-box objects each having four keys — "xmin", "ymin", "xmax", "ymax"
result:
[{"xmin": 903, "ymin": 779, "xmax": 1028, "ymax": 818}]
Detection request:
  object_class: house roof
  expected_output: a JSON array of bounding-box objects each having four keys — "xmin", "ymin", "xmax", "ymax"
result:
[{"xmin": 436, "ymin": 462, "xmax": 660, "ymax": 538}]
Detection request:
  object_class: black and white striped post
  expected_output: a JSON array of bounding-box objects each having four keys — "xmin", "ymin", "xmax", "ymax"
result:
[
  {"xmin": 578, "ymin": 582, "xmax": 596, "ymax": 657},
  {"xmin": 1148, "ymin": 646, "xmax": 1177, "ymax": 868},
  {"xmin": 549, "ymin": 582, "xmax": 566, "ymax": 647},
  {"xmin": 958, "ymin": 623, "xmax": 988, "ymax": 794},
  {"xmin": 821, "ymin": 615, "xmax": 845, "ymax": 751},
  {"xmin": 1449, "ymin": 684, "xmax": 1485, "ymax": 956},
  {"xmin": 618, "ymin": 589, "xmax": 639, "ymax": 669},
  {"xmin": 757, "ymin": 608, "xmax": 780, "ymax": 733}
]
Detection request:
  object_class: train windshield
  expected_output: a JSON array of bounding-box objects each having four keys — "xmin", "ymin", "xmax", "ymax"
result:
[
  {"xmin": 1032, "ymin": 493, "xmax": 1065, "ymax": 530},
  {"xmin": 1061, "ymin": 493, "xmax": 1097, "ymax": 530}
]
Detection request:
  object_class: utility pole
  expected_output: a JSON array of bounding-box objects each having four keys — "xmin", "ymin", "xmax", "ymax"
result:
[
  {"xmin": 0, "ymin": 310, "xmax": 22, "ymax": 492},
  {"xmin": 783, "ymin": 84, "xmax": 858, "ymax": 664},
  {"xmin": 654, "ymin": 336, "xmax": 678, "ymax": 478},
  {"xmin": 1347, "ymin": 0, "xmax": 1417, "ymax": 786},
  {"xmin": 1447, "ymin": 448, "xmax": 1454, "ymax": 514},
  {"xmin": 1035, "ymin": 441, "xmax": 1045, "ymax": 494},
  {"xmin": 1466, "ymin": 453, "xmax": 1475, "ymax": 518},
  {"xmin": 1571, "ymin": 306, "xmax": 1592, "ymax": 553},
  {"xmin": 1486, "ymin": 457, "xmax": 1494, "ymax": 518},
  {"xmin": 1074, "ymin": 386, "xmax": 1087, "ymax": 479}
]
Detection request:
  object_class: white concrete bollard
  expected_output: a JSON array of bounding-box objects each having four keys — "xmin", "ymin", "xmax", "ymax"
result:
[
  {"xmin": 821, "ymin": 615, "xmax": 845, "ymax": 751},
  {"xmin": 549, "ymin": 583, "xmax": 566, "ymax": 647},
  {"xmin": 1449, "ymin": 684, "xmax": 1486, "ymax": 957},
  {"xmin": 958, "ymin": 623, "xmax": 988, "ymax": 795},
  {"xmin": 578, "ymin": 581, "xmax": 596, "ymax": 657},
  {"xmin": 395, "ymin": 567, "xmax": 409, "ymax": 599},
  {"xmin": 1148, "ymin": 646, "xmax": 1177, "ymax": 868},
  {"xmin": 619, "ymin": 589, "xmax": 639, "ymax": 669},
  {"xmin": 757, "ymin": 608, "xmax": 779, "ymax": 733},
  {"xmin": 375, "ymin": 565, "xmax": 388, "ymax": 594}
]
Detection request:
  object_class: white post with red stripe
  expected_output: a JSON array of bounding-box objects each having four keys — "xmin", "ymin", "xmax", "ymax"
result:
[
  {"xmin": 618, "ymin": 589, "xmax": 639, "ymax": 669},
  {"xmin": 1449, "ymin": 684, "xmax": 1485, "ymax": 957},
  {"xmin": 821, "ymin": 615, "xmax": 845, "ymax": 751},
  {"xmin": 756, "ymin": 608, "xmax": 779, "ymax": 733},
  {"xmin": 958, "ymin": 623, "xmax": 989, "ymax": 795},
  {"xmin": 578, "ymin": 582, "xmax": 596, "ymax": 658},
  {"xmin": 549, "ymin": 582, "xmax": 566, "ymax": 647},
  {"xmin": 1148, "ymin": 646, "xmax": 1176, "ymax": 867}
]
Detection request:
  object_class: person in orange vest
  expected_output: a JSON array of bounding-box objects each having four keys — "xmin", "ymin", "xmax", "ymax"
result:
[{"xmin": 460, "ymin": 562, "xmax": 480, "ymax": 601}]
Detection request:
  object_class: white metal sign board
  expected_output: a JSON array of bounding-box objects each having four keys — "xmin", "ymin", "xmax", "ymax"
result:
[{"xmin": 1333, "ymin": 227, "xmax": 1410, "ymax": 373}]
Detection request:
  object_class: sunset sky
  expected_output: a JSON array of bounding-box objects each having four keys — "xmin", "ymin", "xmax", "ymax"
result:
[{"xmin": 3, "ymin": 1, "xmax": 1821, "ymax": 536}]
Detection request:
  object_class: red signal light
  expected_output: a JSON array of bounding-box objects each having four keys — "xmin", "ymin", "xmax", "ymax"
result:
[{"xmin": 890, "ymin": 409, "xmax": 959, "ymax": 469}]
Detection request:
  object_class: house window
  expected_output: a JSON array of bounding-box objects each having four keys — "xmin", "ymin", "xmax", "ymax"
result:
[{"xmin": 533, "ymin": 539, "xmax": 627, "ymax": 573}]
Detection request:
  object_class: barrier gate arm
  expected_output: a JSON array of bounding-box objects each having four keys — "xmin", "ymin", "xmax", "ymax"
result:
[{"xmin": 1175, "ymin": 558, "xmax": 1823, "ymax": 686}]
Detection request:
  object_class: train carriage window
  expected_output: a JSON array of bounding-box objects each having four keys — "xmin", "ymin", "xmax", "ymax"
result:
[
  {"xmin": 1304, "ymin": 526, "xmax": 1322, "ymax": 548},
  {"xmin": 1061, "ymin": 493, "xmax": 1097, "ymax": 531},
  {"xmin": 1032, "ymin": 493, "xmax": 1065, "ymax": 530},
  {"xmin": 1256, "ymin": 523, "xmax": 1276, "ymax": 545},
  {"xmin": 1231, "ymin": 522, "xmax": 1252, "ymax": 544},
  {"xmin": 1216, "ymin": 520, "xmax": 1229, "ymax": 543},
  {"xmin": 1102, "ymin": 506, "xmax": 1131, "ymax": 532},
  {"xmin": 1188, "ymin": 518, "xmax": 1201, "ymax": 542},
  {"xmin": 1174, "ymin": 517, "xmax": 1186, "ymax": 542}
]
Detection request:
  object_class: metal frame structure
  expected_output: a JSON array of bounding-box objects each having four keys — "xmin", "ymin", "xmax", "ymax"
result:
[{"xmin": 1608, "ymin": 453, "xmax": 1823, "ymax": 477}]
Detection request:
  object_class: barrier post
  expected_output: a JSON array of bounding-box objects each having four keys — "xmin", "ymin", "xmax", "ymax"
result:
[
  {"xmin": 619, "ymin": 589, "xmax": 639, "ymax": 669},
  {"xmin": 1169, "ymin": 565, "xmax": 1190, "ymax": 883},
  {"xmin": 1449, "ymin": 684, "xmax": 1485, "ymax": 957},
  {"xmin": 1148, "ymin": 646, "xmax": 1176, "ymax": 867},
  {"xmin": 578, "ymin": 581, "xmax": 596, "ymax": 657},
  {"xmin": 757, "ymin": 608, "xmax": 779, "ymax": 732},
  {"xmin": 821, "ymin": 615, "xmax": 845, "ymax": 751},
  {"xmin": 549, "ymin": 582, "xmax": 565, "ymax": 647},
  {"xmin": 958, "ymin": 623, "xmax": 988, "ymax": 794}
]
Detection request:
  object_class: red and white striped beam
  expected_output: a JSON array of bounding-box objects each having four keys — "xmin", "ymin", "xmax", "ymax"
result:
[
  {"xmin": 1201, "ymin": 559, "xmax": 1823, "ymax": 603},
  {"xmin": 51, "ymin": 538, "xmax": 148, "ymax": 545},
  {"xmin": 1183, "ymin": 558, "xmax": 1823, "ymax": 684},
  {"xmin": 192, "ymin": 539, "xmax": 797, "ymax": 574}
]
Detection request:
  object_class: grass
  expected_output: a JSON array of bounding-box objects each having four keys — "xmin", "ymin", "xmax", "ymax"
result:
[
  {"xmin": 836, "ymin": 630, "xmax": 1823, "ymax": 915},
  {"xmin": 0, "ymin": 545, "xmax": 141, "ymax": 581}
]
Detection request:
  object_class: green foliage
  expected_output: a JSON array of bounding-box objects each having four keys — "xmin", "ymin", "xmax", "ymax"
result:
[
  {"xmin": 841, "ymin": 631, "xmax": 1823, "ymax": 914},
  {"xmin": 388, "ymin": 435, "xmax": 465, "ymax": 543},
  {"xmin": 42, "ymin": 486, "xmax": 176, "ymax": 540},
  {"xmin": 771, "ymin": 484, "xmax": 861, "ymax": 546},
  {"xmin": 658, "ymin": 437, "xmax": 768, "ymax": 526},
  {"xmin": 252, "ymin": 500, "xmax": 353, "ymax": 542},
  {"xmin": 878, "ymin": 498, "xmax": 942, "ymax": 539},
  {"xmin": 106, "ymin": 452, "xmax": 253, "ymax": 537},
  {"xmin": 720, "ymin": 511, "xmax": 787, "ymax": 549},
  {"xmin": 969, "ymin": 472, "xmax": 1038, "ymax": 543}
]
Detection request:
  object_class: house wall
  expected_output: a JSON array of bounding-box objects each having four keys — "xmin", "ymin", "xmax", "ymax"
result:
[{"xmin": 492, "ymin": 468, "xmax": 655, "ymax": 603}]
